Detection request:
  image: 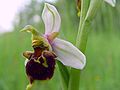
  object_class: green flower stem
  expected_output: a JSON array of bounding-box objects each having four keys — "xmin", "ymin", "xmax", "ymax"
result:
[
  {"xmin": 76, "ymin": 21, "xmax": 90, "ymax": 51},
  {"xmin": 57, "ymin": 61, "xmax": 69, "ymax": 90},
  {"xmin": 68, "ymin": 0, "xmax": 103, "ymax": 90},
  {"xmin": 68, "ymin": 20, "xmax": 91, "ymax": 90},
  {"xmin": 68, "ymin": 69, "xmax": 81, "ymax": 90},
  {"xmin": 68, "ymin": 0, "xmax": 90, "ymax": 90}
]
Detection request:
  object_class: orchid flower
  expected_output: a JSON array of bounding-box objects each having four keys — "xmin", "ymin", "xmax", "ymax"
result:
[
  {"xmin": 21, "ymin": 3, "xmax": 86, "ymax": 90},
  {"xmin": 104, "ymin": 0, "xmax": 116, "ymax": 7}
]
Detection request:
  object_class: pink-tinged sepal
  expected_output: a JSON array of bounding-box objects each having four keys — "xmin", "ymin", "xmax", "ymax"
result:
[
  {"xmin": 42, "ymin": 3, "xmax": 61, "ymax": 41},
  {"xmin": 52, "ymin": 38, "xmax": 86, "ymax": 70}
]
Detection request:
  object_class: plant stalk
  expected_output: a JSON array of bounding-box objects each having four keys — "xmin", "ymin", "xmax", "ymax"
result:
[
  {"xmin": 68, "ymin": 0, "xmax": 103, "ymax": 90},
  {"xmin": 68, "ymin": 0, "xmax": 90, "ymax": 90},
  {"xmin": 68, "ymin": 20, "xmax": 90, "ymax": 90},
  {"xmin": 57, "ymin": 61, "xmax": 69, "ymax": 90}
]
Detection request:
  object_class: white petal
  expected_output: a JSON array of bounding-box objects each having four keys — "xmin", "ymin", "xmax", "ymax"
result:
[
  {"xmin": 104, "ymin": 0, "xmax": 116, "ymax": 7},
  {"xmin": 42, "ymin": 3, "xmax": 61, "ymax": 35},
  {"xmin": 52, "ymin": 38, "xmax": 86, "ymax": 69}
]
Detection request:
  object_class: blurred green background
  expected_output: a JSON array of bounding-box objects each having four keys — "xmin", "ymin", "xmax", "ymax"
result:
[{"xmin": 0, "ymin": 0, "xmax": 120, "ymax": 90}]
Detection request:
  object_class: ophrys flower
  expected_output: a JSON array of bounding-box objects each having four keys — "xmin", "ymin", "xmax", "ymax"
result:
[{"xmin": 21, "ymin": 3, "xmax": 86, "ymax": 90}]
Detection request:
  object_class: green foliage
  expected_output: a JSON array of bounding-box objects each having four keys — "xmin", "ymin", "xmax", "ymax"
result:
[{"xmin": 0, "ymin": 0, "xmax": 120, "ymax": 90}]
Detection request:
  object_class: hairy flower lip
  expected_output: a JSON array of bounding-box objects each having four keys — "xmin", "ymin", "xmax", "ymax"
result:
[{"xmin": 26, "ymin": 47, "xmax": 56, "ymax": 82}]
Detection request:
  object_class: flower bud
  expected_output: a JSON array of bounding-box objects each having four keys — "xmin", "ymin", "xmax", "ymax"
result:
[{"xmin": 76, "ymin": 0, "xmax": 81, "ymax": 16}]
